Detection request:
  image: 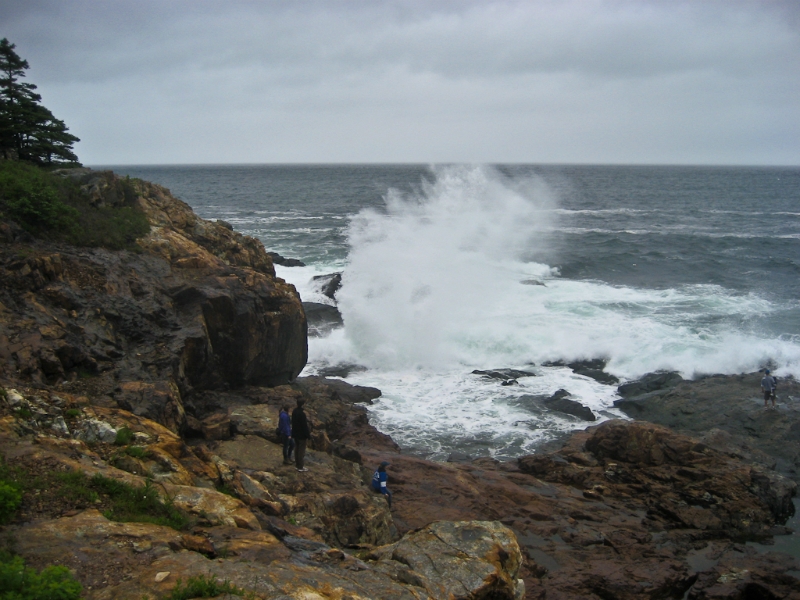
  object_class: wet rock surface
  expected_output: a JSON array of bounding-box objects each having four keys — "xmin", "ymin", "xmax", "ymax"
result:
[
  {"xmin": 472, "ymin": 368, "xmax": 537, "ymax": 381},
  {"xmin": 542, "ymin": 358, "xmax": 621, "ymax": 385},
  {"xmin": 367, "ymin": 420, "xmax": 799, "ymax": 599},
  {"xmin": 615, "ymin": 371, "xmax": 800, "ymax": 480},
  {"xmin": 302, "ymin": 301, "xmax": 344, "ymax": 337},
  {"xmin": 267, "ymin": 251, "xmax": 306, "ymax": 267},
  {"xmin": 542, "ymin": 389, "xmax": 597, "ymax": 421},
  {"xmin": 311, "ymin": 272, "xmax": 342, "ymax": 300}
]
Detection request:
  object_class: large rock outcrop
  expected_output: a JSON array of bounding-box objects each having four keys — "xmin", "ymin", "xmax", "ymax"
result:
[
  {"xmin": 359, "ymin": 420, "xmax": 798, "ymax": 599},
  {"xmin": 614, "ymin": 371, "xmax": 800, "ymax": 479},
  {"xmin": 0, "ymin": 169, "xmax": 307, "ymax": 432}
]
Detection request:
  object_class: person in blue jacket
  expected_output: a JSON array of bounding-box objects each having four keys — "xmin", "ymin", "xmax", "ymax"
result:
[
  {"xmin": 278, "ymin": 405, "xmax": 294, "ymax": 465},
  {"xmin": 371, "ymin": 461, "xmax": 392, "ymax": 508}
]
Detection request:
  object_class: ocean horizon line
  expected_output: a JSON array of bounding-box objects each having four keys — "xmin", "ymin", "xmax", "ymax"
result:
[{"xmin": 89, "ymin": 161, "xmax": 800, "ymax": 170}]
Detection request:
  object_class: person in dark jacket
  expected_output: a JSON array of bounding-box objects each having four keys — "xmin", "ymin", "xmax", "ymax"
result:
[
  {"xmin": 278, "ymin": 405, "xmax": 294, "ymax": 465},
  {"xmin": 291, "ymin": 398, "xmax": 311, "ymax": 472},
  {"xmin": 371, "ymin": 461, "xmax": 392, "ymax": 508},
  {"xmin": 762, "ymin": 369, "xmax": 778, "ymax": 409}
]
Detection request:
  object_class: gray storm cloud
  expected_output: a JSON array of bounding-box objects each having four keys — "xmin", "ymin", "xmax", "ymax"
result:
[{"xmin": 1, "ymin": 0, "xmax": 798, "ymax": 164}]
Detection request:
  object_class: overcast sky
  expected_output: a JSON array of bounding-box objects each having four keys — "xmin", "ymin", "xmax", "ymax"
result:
[{"xmin": 2, "ymin": 0, "xmax": 799, "ymax": 165}]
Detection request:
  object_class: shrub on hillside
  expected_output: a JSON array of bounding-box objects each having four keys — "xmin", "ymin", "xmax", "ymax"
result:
[
  {"xmin": 0, "ymin": 160, "xmax": 77, "ymax": 231},
  {"xmin": 0, "ymin": 553, "xmax": 82, "ymax": 600},
  {"xmin": 0, "ymin": 481, "xmax": 21, "ymax": 524},
  {"xmin": 0, "ymin": 161, "xmax": 150, "ymax": 249},
  {"xmin": 168, "ymin": 574, "xmax": 251, "ymax": 600},
  {"xmin": 114, "ymin": 426, "xmax": 135, "ymax": 446}
]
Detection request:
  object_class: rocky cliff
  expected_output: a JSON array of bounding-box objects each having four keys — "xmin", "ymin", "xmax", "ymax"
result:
[{"xmin": 0, "ymin": 169, "xmax": 307, "ymax": 432}]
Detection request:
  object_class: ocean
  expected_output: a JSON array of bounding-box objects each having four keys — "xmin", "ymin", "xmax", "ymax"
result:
[{"xmin": 102, "ymin": 164, "xmax": 800, "ymax": 461}]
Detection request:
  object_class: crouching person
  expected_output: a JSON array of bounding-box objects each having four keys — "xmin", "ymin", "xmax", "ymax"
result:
[{"xmin": 371, "ymin": 461, "xmax": 392, "ymax": 508}]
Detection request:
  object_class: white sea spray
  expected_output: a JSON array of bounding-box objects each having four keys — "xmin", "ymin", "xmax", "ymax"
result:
[{"xmin": 291, "ymin": 165, "xmax": 800, "ymax": 458}]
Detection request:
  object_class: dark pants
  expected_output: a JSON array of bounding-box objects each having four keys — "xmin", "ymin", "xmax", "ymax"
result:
[
  {"xmin": 295, "ymin": 438, "xmax": 307, "ymax": 469},
  {"xmin": 764, "ymin": 389, "xmax": 776, "ymax": 403},
  {"xmin": 282, "ymin": 435, "xmax": 295, "ymax": 462},
  {"xmin": 374, "ymin": 487, "xmax": 392, "ymax": 508}
]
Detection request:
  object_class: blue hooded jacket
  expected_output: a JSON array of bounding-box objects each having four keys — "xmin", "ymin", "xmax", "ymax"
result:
[
  {"xmin": 278, "ymin": 410, "xmax": 292, "ymax": 437},
  {"xmin": 372, "ymin": 467, "xmax": 389, "ymax": 494}
]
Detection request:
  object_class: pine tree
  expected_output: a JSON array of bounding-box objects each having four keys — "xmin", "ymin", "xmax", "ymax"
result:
[{"xmin": 0, "ymin": 38, "xmax": 79, "ymax": 164}]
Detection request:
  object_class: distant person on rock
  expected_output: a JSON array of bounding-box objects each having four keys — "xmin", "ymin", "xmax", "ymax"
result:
[
  {"xmin": 292, "ymin": 398, "xmax": 311, "ymax": 472},
  {"xmin": 371, "ymin": 461, "xmax": 392, "ymax": 508},
  {"xmin": 761, "ymin": 369, "xmax": 777, "ymax": 409},
  {"xmin": 278, "ymin": 405, "xmax": 294, "ymax": 465}
]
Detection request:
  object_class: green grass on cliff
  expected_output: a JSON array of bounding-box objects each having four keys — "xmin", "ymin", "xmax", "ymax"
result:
[
  {"xmin": 114, "ymin": 426, "xmax": 135, "ymax": 445},
  {"xmin": 0, "ymin": 161, "xmax": 149, "ymax": 249},
  {"xmin": 89, "ymin": 474, "xmax": 191, "ymax": 530},
  {"xmin": 0, "ymin": 457, "xmax": 190, "ymax": 531},
  {"xmin": 167, "ymin": 574, "xmax": 255, "ymax": 600},
  {"xmin": 0, "ymin": 481, "xmax": 21, "ymax": 526},
  {"xmin": 0, "ymin": 459, "xmax": 22, "ymax": 525}
]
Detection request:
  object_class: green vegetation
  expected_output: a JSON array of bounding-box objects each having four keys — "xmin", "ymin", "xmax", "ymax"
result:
[
  {"xmin": 114, "ymin": 426, "xmax": 135, "ymax": 446},
  {"xmin": 0, "ymin": 160, "xmax": 77, "ymax": 230},
  {"xmin": 54, "ymin": 470, "xmax": 99, "ymax": 504},
  {"xmin": 64, "ymin": 408, "xmax": 81, "ymax": 419},
  {"xmin": 89, "ymin": 474, "xmax": 190, "ymax": 530},
  {"xmin": 0, "ymin": 553, "xmax": 82, "ymax": 600},
  {"xmin": 65, "ymin": 194, "xmax": 150, "ymax": 250},
  {"xmin": 0, "ymin": 461, "xmax": 25, "ymax": 525},
  {"xmin": 167, "ymin": 574, "xmax": 253, "ymax": 600},
  {"xmin": 0, "ymin": 41, "xmax": 150, "ymax": 249},
  {"xmin": 61, "ymin": 470, "xmax": 190, "ymax": 530},
  {"xmin": 0, "ymin": 457, "xmax": 190, "ymax": 531},
  {"xmin": 0, "ymin": 38, "xmax": 79, "ymax": 165},
  {"xmin": 0, "ymin": 482, "xmax": 21, "ymax": 525},
  {"xmin": 0, "ymin": 465, "xmax": 71, "ymax": 600},
  {"xmin": 124, "ymin": 446, "xmax": 150, "ymax": 459},
  {"xmin": 0, "ymin": 40, "xmax": 149, "ymax": 249},
  {"xmin": 0, "ymin": 161, "xmax": 150, "ymax": 249},
  {"xmin": 13, "ymin": 407, "xmax": 31, "ymax": 419},
  {"xmin": 214, "ymin": 482, "xmax": 237, "ymax": 498},
  {"xmin": 75, "ymin": 366, "xmax": 98, "ymax": 380}
]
